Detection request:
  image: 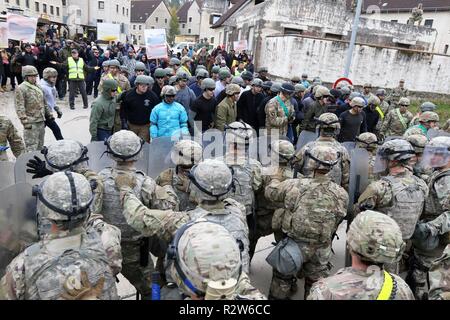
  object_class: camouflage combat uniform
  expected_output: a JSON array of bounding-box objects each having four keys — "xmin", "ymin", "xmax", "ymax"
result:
[
  {"xmin": 388, "ymin": 86, "xmax": 409, "ymax": 106},
  {"xmin": 157, "ymin": 168, "xmax": 196, "ymax": 211},
  {"xmin": 265, "ymin": 96, "xmax": 295, "ymax": 137},
  {"xmin": 0, "ymin": 115, "xmax": 25, "ymax": 161},
  {"xmin": 380, "ymin": 108, "xmax": 413, "ymax": 137},
  {"xmin": 15, "ymin": 79, "xmax": 53, "ymax": 152},
  {"xmin": 428, "ymin": 244, "xmax": 450, "ymax": 300},
  {"xmin": 265, "ymin": 175, "xmax": 348, "ymax": 299}
]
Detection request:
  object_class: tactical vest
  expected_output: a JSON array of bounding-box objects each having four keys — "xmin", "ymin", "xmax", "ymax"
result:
[
  {"xmin": 167, "ymin": 168, "xmax": 196, "ymax": 212},
  {"xmin": 23, "ymin": 231, "xmax": 117, "ymax": 300},
  {"xmin": 100, "ymin": 168, "xmax": 146, "ymax": 241},
  {"xmin": 380, "ymin": 175, "xmax": 426, "ymax": 239},
  {"xmin": 188, "ymin": 202, "xmax": 250, "ymax": 272},
  {"xmin": 257, "ymin": 166, "xmax": 293, "ymax": 216},
  {"xmin": 68, "ymin": 57, "xmax": 85, "ymax": 80},
  {"xmin": 228, "ymin": 163, "xmax": 255, "ymax": 216},
  {"xmin": 286, "ymin": 180, "xmax": 346, "ymax": 244},
  {"xmin": 424, "ymin": 170, "xmax": 450, "ymax": 221}
]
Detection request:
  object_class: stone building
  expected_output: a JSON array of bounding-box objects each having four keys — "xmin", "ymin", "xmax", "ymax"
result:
[
  {"xmin": 130, "ymin": 0, "xmax": 171, "ymax": 45},
  {"xmin": 176, "ymin": 0, "xmax": 201, "ymax": 42}
]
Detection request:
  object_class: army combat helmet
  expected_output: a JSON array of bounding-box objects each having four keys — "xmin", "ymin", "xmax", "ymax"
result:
[
  {"xmin": 105, "ymin": 130, "xmax": 144, "ymax": 162},
  {"xmin": 33, "ymin": 171, "xmax": 94, "ymax": 228},
  {"xmin": 43, "ymin": 67, "xmax": 58, "ymax": 80},
  {"xmin": 356, "ymin": 132, "xmax": 379, "ymax": 152},
  {"xmin": 41, "ymin": 140, "xmax": 89, "ymax": 172},
  {"xmin": 374, "ymin": 139, "xmax": 415, "ymax": 173},
  {"xmin": 316, "ymin": 113, "xmax": 341, "ymax": 137},
  {"xmin": 421, "ymin": 136, "xmax": 450, "ymax": 169},
  {"xmin": 22, "ymin": 65, "xmax": 39, "ymax": 78},
  {"xmin": 224, "ymin": 121, "xmax": 254, "ymax": 146},
  {"xmin": 168, "ymin": 220, "xmax": 242, "ymax": 299},
  {"xmin": 171, "ymin": 139, "xmax": 203, "ymax": 169},
  {"xmin": 347, "ymin": 210, "xmax": 405, "ymax": 265},
  {"xmin": 188, "ymin": 159, "xmax": 234, "ymax": 202},
  {"xmin": 304, "ymin": 145, "xmax": 341, "ymax": 173},
  {"xmin": 270, "ymin": 140, "xmax": 295, "ymax": 164}
]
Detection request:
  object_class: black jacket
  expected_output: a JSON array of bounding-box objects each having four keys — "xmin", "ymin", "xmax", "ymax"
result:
[{"xmin": 237, "ymin": 89, "xmax": 264, "ymax": 130}]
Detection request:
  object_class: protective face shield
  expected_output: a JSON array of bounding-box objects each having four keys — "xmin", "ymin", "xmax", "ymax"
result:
[
  {"xmin": 373, "ymin": 140, "xmax": 416, "ymax": 173},
  {"xmin": 296, "ymin": 130, "xmax": 319, "ymax": 151},
  {"xmin": 420, "ymin": 139, "xmax": 450, "ymax": 169},
  {"xmin": 0, "ymin": 161, "xmax": 15, "ymax": 191}
]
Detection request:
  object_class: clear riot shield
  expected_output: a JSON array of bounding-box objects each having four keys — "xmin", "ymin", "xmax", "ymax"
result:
[
  {"xmin": 14, "ymin": 151, "xmax": 47, "ymax": 185},
  {"xmin": 0, "ymin": 161, "xmax": 15, "ymax": 191},
  {"xmin": 0, "ymin": 183, "xmax": 38, "ymax": 277},
  {"xmin": 86, "ymin": 141, "xmax": 150, "ymax": 174},
  {"xmin": 296, "ymin": 131, "xmax": 318, "ymax": 151},
  {"xmin": 428, "ymin": 128, "xmax": 450, "ymax": 139},
  {"xmin": 202, "ymin": 129, "xmax": 225, "ymax": 160},
  {"xmin": 342, "ymin": 142, "xmax": 356, "ymax": 153},
  {"xmin": 384, "ymin": 136, "xmax": 403, "ymax": 142},
  {"xmin": 345, "ymin": 148, "xmax": 370, "ymax": 267},
  {"xmin": 147, "ymin": 137, "xmax": 176, "ymax": 179}
]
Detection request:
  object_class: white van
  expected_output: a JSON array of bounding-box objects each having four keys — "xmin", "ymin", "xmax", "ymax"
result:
[{"xmin": 171, "ymin": 42, "xmax": 195, "ymax": 55}]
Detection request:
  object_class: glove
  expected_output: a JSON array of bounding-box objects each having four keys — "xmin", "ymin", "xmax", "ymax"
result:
[
  {"xmin": 412, "ymin": 223, "xmax": 431, "ymax": 241},
  {"xmin": 114, "ymin": 172, "xmax": 136, "ymax": 190},
  {"xmin": 61, "ymin": 271, "xmax": 105, "ymax": 300},
  {"xmin": 55, "ymin": 107, "xmax": 63, "ymax": 118},
  {"xmin": 26, "ymin": 156, "xmax": 53, "ymax": 179}
]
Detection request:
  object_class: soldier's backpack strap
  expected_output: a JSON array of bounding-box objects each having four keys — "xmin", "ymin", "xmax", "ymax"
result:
[{"xmin": 376, "ymin": 271, "xmax": 397, "ymax": 300}]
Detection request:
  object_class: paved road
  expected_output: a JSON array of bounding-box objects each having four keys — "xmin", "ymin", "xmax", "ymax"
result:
[{"xmin": 0, "ymin": 89, "xmax": 349, "ymax": 300}]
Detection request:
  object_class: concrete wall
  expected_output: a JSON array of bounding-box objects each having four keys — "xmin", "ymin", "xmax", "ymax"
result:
[
  {"xmin": 260, "ymin": 35, "xmax": 450, "ymax": 95},
  {"xmin": 361, "ymin": 10, "xmax": 450, "ymax": 54}
]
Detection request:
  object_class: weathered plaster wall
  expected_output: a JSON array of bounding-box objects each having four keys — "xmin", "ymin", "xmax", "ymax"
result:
[{"xmin": 260, "ymin": 35, "xmax": 450, "ymax": 94}]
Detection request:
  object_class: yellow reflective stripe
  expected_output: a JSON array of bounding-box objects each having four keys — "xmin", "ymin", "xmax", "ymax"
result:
[
  {"xmin": 376, "ymin": 271, "xmax": 394, "ymax": 300},
  {"xmin": 375, "ymin": 106, "xmax": 384, "ymax": 119},
  {"xmin": 107, "ymin": 74, "xmax": 122, "ymax": 93},
  {"xmin": 68, "ymin": 57, "xmax": 84, "ymax": 79}
]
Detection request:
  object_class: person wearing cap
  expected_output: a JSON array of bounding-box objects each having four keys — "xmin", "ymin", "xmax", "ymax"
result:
[
  {"xmin": 121, "ymin": 48, "xmax": 137, "ymax": 78},
  {"xmin": 292, "ymin": 84, "xmax": 307, "ymax": 143},
  {"xmin": 214, "ymin": 68, "xmax": 232, "ymax": 98},
  {"xmin": 301, "ymin": 73, "xmax": 310, "ymax": 88},
  {"xmin": 215, "ymin": 84, "xmax": 241, "ymax": 131},
  {"xmin": 169, "ymin": 57, "xmax": 181, "ymax": 73},
  {"xmin": 180, "ymin": 56, "xmax": 192, "ymax": 77},
  {"xmin": 388, "ymin": 79, "xmax": 409, "ymax": 106},
  {"xmin": 150, "ymin": 85, "xmax": 189, "ymax": 138},
  {"xmin": 174, "ymin": 71, "xmax": 197, "ymax": 118},
  {"xmin": 237, "ymin": 78, "xmax": 265, "ymax": 130},
  {"xmin": 129, "ymin": 62, "xmax": 147, "ymax": 88},
  {"xmin": 362, "ymin": 95, "xmax": 383, "ymax": 134},
  {"xmin": 265, "ymin": 83, "xmax": 296, "ymax": 137},
  {"xmin": 257, "ymin": 82, "xmax": 281, "ymax": 129},
  {"xmin": 211, "ymin": 65, "xmax": 220, "ymax": 82},
  {"xmin": 381, "ymin": 97, "xmax": 413, "ymax": 137},
  {"xmin": 405, "ymin": 111, "xmax": 440, "ymax": 138},
  {"xmin": 234, "ymin": 61, "xmax": 246, "ymax": 77},
  {"xmin": 189, "ymin": 69, "xmax": 209, "ymax": 98},
  {"xmin": 191, "ymin": 78, "xmax": 218, "ymax": 132},
  {"xmin": 15, "ymin": 43, "xmax": 38, "ymax": 68},
  {"xmin": 303, "ymin": 85, "xmax": 332, "ymax": 133},
  {"xmin": 86, "ymin": 47, "xmax": 104, "ymax": 98},
  {"xmin": 410, "ymin": 101, "xmax": 437, "ymax": 127},
  {"xmin": 118, "ymin": 75, "xmax": 158, "ymax": 143},
  {"xmin": 291, "ymin": 76, "xmax": 301, "ymax": 85},
  {"xmin": 57, "ymin": 48, "xmax": 99, "ymax": 109},
  {"xmin": 257, "ymin": 67, "xmax": 270, "ymax": 82},
  {"xmin": 240, "ymin": 71, "xmax": 254, "ymax": 92},
  {"xmin": 338, "ymin": 97, "xmax": 368, "ymax": 142},
  {"xmin": 362, "ymin": 83, "xmax": 375, "ymax": 101}
]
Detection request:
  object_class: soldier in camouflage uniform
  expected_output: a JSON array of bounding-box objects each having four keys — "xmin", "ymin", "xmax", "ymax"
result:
[
  {"xmin": 302, "ymin": 86, "xmax": 331, "ymax": 133},
  {"xmin": 428, "ymin": 244, "xmax": 450, "ymax": 300},
  {"xmin": 265, "ymin": 83, "xmax": 296, "ymax": 137},
  {"xmin": 406, "ymin": 134, "xmax": 432, "ymax": 182},
  {"xmin": 98, "ymin": 130, "xmax": 178, "ymax": 299},
  {"xmin": 443, "ymin": 119, "xmax": 450, "ymax": 133},
  {"xmin": 251, "ymin": 140, "xmax": 295, "ymax": 260},
  {"xmin": 0, "ymin": 172, "xmax": 118, "ymax": 300},
  {"xmin": 25, "ymin": 139, "xmax": 123, "ymax": 275},
  {"xmin": 405, "ymin": 112, "xmax": 439, "ymax": 138},
  {"xmin": 293, "ymin": 113, "xmax": 350, "ymax": 189},
  {"xmin": 15, "ymin": 66, "xmax": 53, "ymax": 152},
  {"xmin": 308, "ymin": 210, "xmax": 414, "ymax": 300},
  {"xmin": 355, "ymin": 132, "xmax": 379, "ymax": 184},
  {"xmin": 381, "ymin": 97, "xmax": 413, "ymax": 138},
  {"xmin": 387, "ymin": 79, "xmax": 409, "ymax": 107},
  {"xmin": 265, "ymin": 145, "xmax": 348, "ymax": 299},
  {"xmin": 156, "ymin": 139, "xmax": 203, "ymax": 211},
  {"xmin": 408, "ymin": 136, "xmax": 450, "ymax": 300},
  {"xmin": 0, "ymin": 115, "xmax": 25, "ymax": 161},
  {"xmin": 410, "ymin": 102, "xmax": 437, "ymax": 127},
  {"xmin": 357, "ymin": 139, "xmax": 429, "ymax": 273}
]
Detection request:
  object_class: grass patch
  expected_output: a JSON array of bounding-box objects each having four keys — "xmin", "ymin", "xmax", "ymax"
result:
[{"xmin": 409, "ymin": 101, "xmax": 450, "ymax": 126}]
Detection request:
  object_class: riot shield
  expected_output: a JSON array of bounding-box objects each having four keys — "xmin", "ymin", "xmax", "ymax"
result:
[
  {"xmin": 147, "ymin": 137, "xmax": 176, "ymax": 179},
  {"xmin": 345, "ymin": 148, "xmax": 370, "ymax": 267},
  {"xmin": 384, "ymin": 136, "xmax": 403, "ymax": 142},
  {"xmin": 14, "ymin": 151, "xmax": 47, "ymax": 185},
  {"xmin": 202, "ymin": 129, "xmax": 225, "ymax": 160},
  {"xmin": 0, "ymin": 161, "xmax": 15, "ymax": 191},
  {"xmin": 0, "ymin": 183, "xmax": 38, "ymax": 277},
  {"xmin": 428, "ymin": 128, "xmax": 450, "ymax": 139},
  {"xmin": 86, "ymin": 141, "xmax": 150, "ymax": 175},
  {"xmin": 296, "ymin": 130, "xmax": 318, "ymax": 151},
  {"xmin": 342, "ymin": 142, "xmax": 356, "ymax": 153}
]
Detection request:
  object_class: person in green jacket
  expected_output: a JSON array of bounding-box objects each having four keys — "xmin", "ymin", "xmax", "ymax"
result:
[
  {"xmin": 215, "ymin": 84, "xmax": 241, "ymax": 131},
  {"xmin": 89, "ymin": 79, "xmax": 118, "ymax": 141}
]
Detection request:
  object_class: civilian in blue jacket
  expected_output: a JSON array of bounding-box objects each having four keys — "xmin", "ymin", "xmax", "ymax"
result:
[{"xmin": 150, "ymin": 86, "xmax": 189, "ymax": 138}]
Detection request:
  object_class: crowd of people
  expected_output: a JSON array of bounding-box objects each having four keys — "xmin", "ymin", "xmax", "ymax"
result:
[{"xmin": 0, "ymin": 36, "xmax": 449, "ymax": 301}]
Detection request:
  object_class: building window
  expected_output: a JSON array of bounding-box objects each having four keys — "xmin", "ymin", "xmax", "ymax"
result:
[
  {"xmin": 62, "ymin": 0, "xmax": 66, "ymax": 6},
  {"xmin": 391, "ymin": 19, "xmax": 398, "ymax": 23},
  {"xmin": 56, "ymin": 7, "xmax": 59, "ymax": 16},
  {"xmin": 133, "ymin": 25, "xmax": 136, "ymax": 30},
  {"xmin": 35, "ymin": 1, "xmax": 39, "ymax": 11},
  {"xmin": 139, "ymin": 35, "xmax": 141, "ymax": 41},
  {"xmin": 16, "ymin": 0, "xmax": 20, "ymax": 6},
  {"xmin": 444, "ymin": 45, "xmax": 449, "ymax": 55},
  {"xmin": 98, "ymin": 1, "xmax": 104, "ymax": 10},
  {"xmin": 155, "ymin": 17, "xmax": 158, "ymax": 22},
  {"xmin": 50, "ymin": 5, "xmax": 54, "ymax": 15},
  {"xmin": 210, "ymin": 14, "xmax": 221, "ymax": 24},
  {"xmin": 123, "ymin": 7, "xmax": 125, "ymax": 15},
  {"xmin": 210, "ymin": 37, "xmax": 214, "ymax": 44},
  {"xmin": 182, "ymin": 24, "xmax": 185, "ymax": 28},
  {"xmin": 127, "ymin": 9, "xmax": 129, "ymax": 16},
  {"xmin": 188, "ymin": 29, "xmax": 191, "ymax": 34},
  {"xmin": 189, "ymin": 17, "xmax": 192, "ymax": 22},
  {"xmin": 255, "ymin": 0, "xmax": 265, "ymax": 4},
  {"xmin": 26, "ymin": 0, "xmax": 30, "ymax": 8},
  {"xmin": 116, "ymin": 4, "xmax": 118, "ymax": 12},
  {"xmin": 42, "ymin": 3, "xmax": 47, "ymax": 13},
  {"xmin": 424, "ymin": 19, "xmax": 433, "ymax": 28},
  {"xmin": 97, "ymin": 19, "xmax": 103, "ymax": 23},
  {"xmin": 151, "ymin": 26, "xmax": 155, "ymax": 29},
  {"xmin": 165, "ymin": 18, "xmax": 167, "ymax": 23},
  {"xmin": 139, "ymin": 25, "xmax": 142, "ymax": 30}
]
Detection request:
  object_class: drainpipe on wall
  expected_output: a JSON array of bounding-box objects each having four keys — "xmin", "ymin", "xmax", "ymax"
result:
[{"xmin": 344, "ymin": 0, "xmax": 363, "ymax": 78}]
